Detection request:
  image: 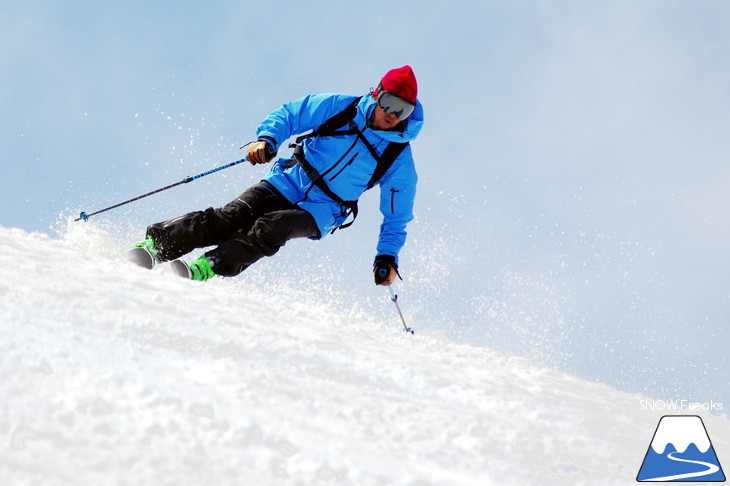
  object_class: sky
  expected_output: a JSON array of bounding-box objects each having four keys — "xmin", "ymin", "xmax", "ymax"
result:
[{"xmin": 2, "ymin": 1, "xmax": 729, "ymax": 406}]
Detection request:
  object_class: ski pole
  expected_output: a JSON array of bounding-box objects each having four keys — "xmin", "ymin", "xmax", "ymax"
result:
[
  {"xmin": 75, "ymin": 156, "xmax": 252, "ymax": 222},
  {"xmin": 388, "ymin": 286, "xmax": 414, "ymax": 335}
]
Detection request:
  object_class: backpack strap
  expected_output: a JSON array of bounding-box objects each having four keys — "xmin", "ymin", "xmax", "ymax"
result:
[
  {"xmin": 288, "ymin": 96, "xmax": 409, "ymax": 232},
  {"xmin": 338, "ymin": 119, "xmax": 408, "ymax": 190},
  {"xmin": 295, "ymin": 97, "xmax": 362, "ymax": 144},
  {"xmin": 366, "ymin": 141, "xmax": 408, "ymax": 189},
  {"xmin": 291, "ymin": 145, "xmax": 359, "ymax": 231}
]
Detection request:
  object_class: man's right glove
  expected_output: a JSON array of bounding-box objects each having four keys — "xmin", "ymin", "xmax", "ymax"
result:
[
  {"xmin": 373, "ymin": 254, "xmax": 399, "ymax": 286},
  {"xmin": 246, "ymin": 139, "xmax": 276, "ymax": 165}
]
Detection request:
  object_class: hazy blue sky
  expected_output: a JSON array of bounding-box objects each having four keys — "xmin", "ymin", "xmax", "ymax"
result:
[{"xmin": 2, "ymin": 1, "xmax": 729, "ymax": 406}]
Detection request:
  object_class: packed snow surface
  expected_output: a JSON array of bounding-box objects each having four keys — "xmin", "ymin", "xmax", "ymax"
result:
[{"xmin": 1, "ymin": 224, "xmax": 728, "ymax": 485}]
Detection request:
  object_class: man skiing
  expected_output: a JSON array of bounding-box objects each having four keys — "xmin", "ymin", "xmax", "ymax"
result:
[{"xmin": 128, "ymin": 65, "xmax": 423, "ymax": 286}]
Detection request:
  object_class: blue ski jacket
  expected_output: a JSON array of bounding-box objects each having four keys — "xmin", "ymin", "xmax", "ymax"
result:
[{"xmin": 256, "ymin": 93, "xmax": 423, "ymax": 264}]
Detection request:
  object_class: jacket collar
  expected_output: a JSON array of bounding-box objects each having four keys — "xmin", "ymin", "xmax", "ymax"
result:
[{"xmin": 359, "ymin": 94, "xmax": 423, "ymax": 143}]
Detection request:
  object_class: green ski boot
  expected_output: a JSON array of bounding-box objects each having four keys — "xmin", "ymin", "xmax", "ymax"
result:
[{"xmin": 170, "ymin": 255, "xmax": 218, "ymax": 281}]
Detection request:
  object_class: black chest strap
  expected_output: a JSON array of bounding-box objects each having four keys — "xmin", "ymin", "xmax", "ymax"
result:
[
  {"xmin": 289, "ymin": 97, "xmax": 409, "ymax": 232},
  {"xmin": 295, "ymin": 97, "xmax": 362, "ymax": 144}
]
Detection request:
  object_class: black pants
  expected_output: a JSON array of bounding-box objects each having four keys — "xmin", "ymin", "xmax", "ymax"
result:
[{"xmin": 146, "ymin": 181, "xmax": 320, "ymax": 277}]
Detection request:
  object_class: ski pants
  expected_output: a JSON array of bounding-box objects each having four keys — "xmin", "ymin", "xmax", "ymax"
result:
[{"xmin": 146, "ymin": 181, "xmax": 320, "ymax": 277}]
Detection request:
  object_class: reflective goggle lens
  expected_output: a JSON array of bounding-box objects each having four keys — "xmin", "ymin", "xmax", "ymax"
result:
[{"xmin": 377, "ymin": 91, "xmax": 415, "ymax": 120}]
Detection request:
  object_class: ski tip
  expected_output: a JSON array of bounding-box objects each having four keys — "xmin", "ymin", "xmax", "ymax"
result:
[
  {"xmin": 169, "ymin": 259, "xmax": 192, "ymax": 279},
  {"xmin": 126, "ymin": 247, "xmax": 156, "ymax": 270}
]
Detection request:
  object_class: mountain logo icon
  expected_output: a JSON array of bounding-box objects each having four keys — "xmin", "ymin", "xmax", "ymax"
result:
[{"xmin": 637, "ymin": 415, "xmax": 726, "ymax": 482}]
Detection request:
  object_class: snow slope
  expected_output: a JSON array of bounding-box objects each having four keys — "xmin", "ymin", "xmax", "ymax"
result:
[{"xmin": 1, "ymin": 224, "xmax": 728, "ymax": 486}]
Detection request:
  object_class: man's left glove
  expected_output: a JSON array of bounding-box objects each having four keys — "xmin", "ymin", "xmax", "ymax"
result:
[{"xmin": 373, "ymin": 254, "xmax": 400, "ymax": 286}]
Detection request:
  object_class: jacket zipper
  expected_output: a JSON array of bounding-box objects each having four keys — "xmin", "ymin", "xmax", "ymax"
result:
[
  {"xmin": 329, "ymin": 153, "xmax": 359, "ymax": 181},
  {"xmin": 318, "ymin": 138, "xmax": 359, "ymax": 180},
  {"xmin": 390, "ymin": 188, "xmax": 399, "ymax": 213},
  {"xmin": 303, "ymin": 138, "xmax": 359, "ymax": 199}
]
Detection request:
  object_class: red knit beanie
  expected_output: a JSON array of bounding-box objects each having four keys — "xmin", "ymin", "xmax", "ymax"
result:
[{"xmin": 376, "ymin": 65, "xmax": 418, "ymax": 104}]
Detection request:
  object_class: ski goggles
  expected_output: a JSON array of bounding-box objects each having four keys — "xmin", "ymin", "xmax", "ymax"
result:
[{"xmin": 376, "ymin": 91, "xmax": 416, "ymax": 120}]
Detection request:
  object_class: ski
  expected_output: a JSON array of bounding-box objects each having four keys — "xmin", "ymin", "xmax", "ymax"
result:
[{"xmin": 126, "ymin": 247, "xmax": 191, "ymax": 279}]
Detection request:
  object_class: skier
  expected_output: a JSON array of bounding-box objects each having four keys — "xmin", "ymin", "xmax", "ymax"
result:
[{"xmin": 128, "ymin": 65, "xmax": 423, "ymax": 286}]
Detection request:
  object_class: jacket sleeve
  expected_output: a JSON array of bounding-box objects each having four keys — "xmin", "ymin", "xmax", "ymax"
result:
[
  {"xmin": 375, "ymin": 146, "xmax": 418, "ymax": 265},
  {"xmin": 255, "ymin": 94, "xmax": 358, "ymax": 152}
]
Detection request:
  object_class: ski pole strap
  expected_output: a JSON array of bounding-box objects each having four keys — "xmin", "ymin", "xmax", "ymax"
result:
[{"xmin": 290, "ymin": 145, "xmax": 358, "ymax": 231}]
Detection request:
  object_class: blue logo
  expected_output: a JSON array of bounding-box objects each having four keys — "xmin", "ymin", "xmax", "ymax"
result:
[{"xmin": 637, "ymin": 415, "xmax": 726, "ymax": 482}]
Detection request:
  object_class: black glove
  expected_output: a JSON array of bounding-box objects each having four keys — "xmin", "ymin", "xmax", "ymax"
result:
[{"xmin": 373, "ymin": 254, "xmax": 399, "ymax": 286}]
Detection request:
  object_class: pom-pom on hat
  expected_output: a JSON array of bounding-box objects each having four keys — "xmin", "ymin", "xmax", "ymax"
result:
[{"xmin": 374, "ymin": 65, "xmax": 418, "ymax": 104}]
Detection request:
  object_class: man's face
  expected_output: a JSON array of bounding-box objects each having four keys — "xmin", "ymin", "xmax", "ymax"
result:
[{"xmin": 370, "ymin": 104, "xmax": 402, "ymax": 131}]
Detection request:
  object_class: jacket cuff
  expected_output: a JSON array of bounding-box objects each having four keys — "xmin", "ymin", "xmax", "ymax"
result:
[
  {"xmin": 373, "ymin": 254, "xmax": 397, "ymax": 268},
  {"xmin": 257, "ymin": 135, "xmax": 278, "ymax": 153}
]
